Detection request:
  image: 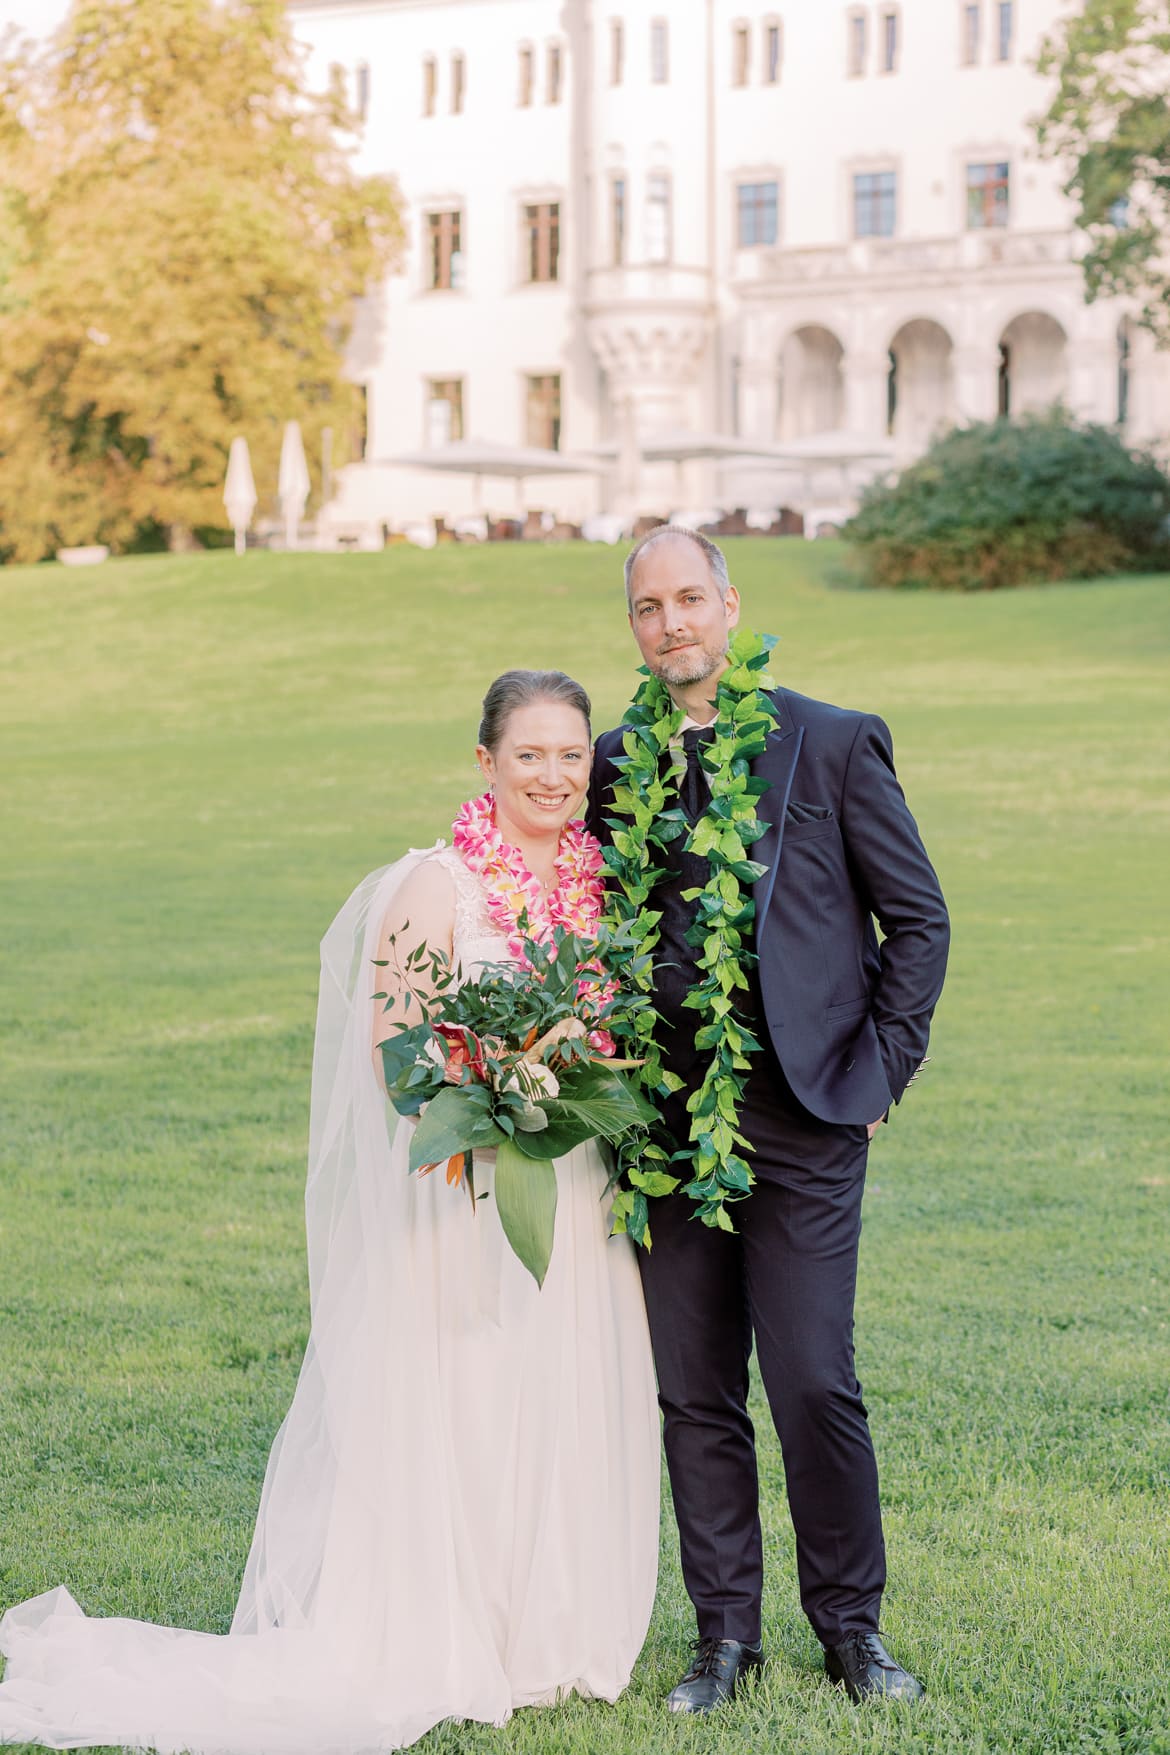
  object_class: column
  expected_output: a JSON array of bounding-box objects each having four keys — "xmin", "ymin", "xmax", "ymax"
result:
[
  {"xmin": 842, "ymin": 349, "xmax": 890, "ymax": 439},
  {"xmin": 953, "ymin": 346, "xmax": 1001, "ymax": 423},
  {"xmin": 1068, "ymin": 340, "xmax": 1119, "ymax": 424},
  {"xmin": 736, "ymin": 352, "xmax": 776, "ymax": 444}
]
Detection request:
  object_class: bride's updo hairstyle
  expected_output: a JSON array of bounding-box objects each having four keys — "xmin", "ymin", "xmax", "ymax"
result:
[{"xmin": 478, "ymin": 669, "xmax": 592, "ymax": 752}]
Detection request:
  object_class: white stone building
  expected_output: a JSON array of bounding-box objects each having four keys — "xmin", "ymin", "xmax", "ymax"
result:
[{"xmin": 288, "ymin": 0, "xmax": 1170, "ymax": 534}]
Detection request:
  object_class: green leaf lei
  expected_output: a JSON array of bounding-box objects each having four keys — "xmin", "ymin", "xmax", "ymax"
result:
[{"xmin": 601, "ymin": 628, "xmax": 780, "ymax": 1241}]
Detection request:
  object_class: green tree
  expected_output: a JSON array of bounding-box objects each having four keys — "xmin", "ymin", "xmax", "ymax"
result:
[
  {"xmin": 1036, "ymin": 0, "xmax": 1170, "ymax": 341},
  {"xmin": 0, "ymin": 0, "xmax": 403, "ymax": 563}
]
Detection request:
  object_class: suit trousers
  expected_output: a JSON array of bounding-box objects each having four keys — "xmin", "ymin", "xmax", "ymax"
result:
[{"xmin": 639, "ymin": 1057, "xmax": 887, "ymax": 1648}]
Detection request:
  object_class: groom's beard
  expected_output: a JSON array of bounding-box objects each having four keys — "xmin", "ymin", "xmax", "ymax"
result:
[{"xmin": 653, "ymin": 638, "xmax": 729, "ymax": 688}]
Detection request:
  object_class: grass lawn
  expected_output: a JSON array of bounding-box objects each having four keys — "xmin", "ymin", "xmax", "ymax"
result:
[{"xmin": 1, "ymin": 541, "xmax": 1168, "ymax": 1754}]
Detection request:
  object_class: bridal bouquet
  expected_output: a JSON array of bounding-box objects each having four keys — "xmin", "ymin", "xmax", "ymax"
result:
[{"xmin": 376, "ymin": 922, "xmax": 659, "ymax": 1287}]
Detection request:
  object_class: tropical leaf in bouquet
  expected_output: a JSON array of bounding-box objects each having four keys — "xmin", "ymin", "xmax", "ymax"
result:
[
  {"xmin": 493, "ymin": 1139, "xmax": 558, "ymax": 1289},
  {"xmin": 408, "ymin": 1085, "xmax": 506, "ymax": 1174},
  {"xmin": 508, "ymin": 1064, "xmax": 657, "ymax": 1163},
  {"xmin": 557, "ymin": 1062, "xmax": 660, "ymax": 1130},
  {"xmin": 508, "ymin": 1113, "xmax": 596, "ymax": 1160},
  {"xmin": 380, "ymin": 1026, "xmax": 428, "ymax": 1089}
]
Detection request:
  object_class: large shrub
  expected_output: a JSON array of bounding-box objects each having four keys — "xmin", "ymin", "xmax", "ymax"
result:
[{"xmin": 844, "ymin": 413, "xmax": 1170, "ymax": 590}]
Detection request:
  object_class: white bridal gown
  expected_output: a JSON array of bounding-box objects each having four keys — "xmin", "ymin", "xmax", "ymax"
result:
[{"xmin": 0, "ymin": 845, "xmax": 660, "ymax": 1754}]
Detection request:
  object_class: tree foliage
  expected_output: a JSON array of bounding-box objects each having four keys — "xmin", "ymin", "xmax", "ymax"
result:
[
  {"xmin": 843, "ymin": 413, "xmax": 1170, "ymax": 591},
  {"xmin": 0, "ymin": 0, "xmax": 403, "ymax": 562},
  {"xmin": 1035, "ymin": 0, "xmax": 1170, "ymax": 341}
]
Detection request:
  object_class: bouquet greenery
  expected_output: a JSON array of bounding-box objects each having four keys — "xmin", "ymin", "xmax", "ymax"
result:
[{"xmin": 376, "ymin": 922, "xmax": 660, "ymax": 1287}]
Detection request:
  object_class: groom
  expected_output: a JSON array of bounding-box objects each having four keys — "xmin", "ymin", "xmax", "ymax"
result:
[{"xmin": 587, "ymin": 528, "xmax": 949, "ymax": 1713}]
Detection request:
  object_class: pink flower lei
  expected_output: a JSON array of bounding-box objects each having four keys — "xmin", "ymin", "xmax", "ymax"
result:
[{"xmin": 451, "ymin": 791, "xmax": 603, "ymax": 963}]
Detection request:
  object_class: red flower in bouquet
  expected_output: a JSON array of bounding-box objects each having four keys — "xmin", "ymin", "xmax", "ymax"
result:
[{"xmin": 433, "ymin": 1023, "xmax": 488, "ymax": 1084}]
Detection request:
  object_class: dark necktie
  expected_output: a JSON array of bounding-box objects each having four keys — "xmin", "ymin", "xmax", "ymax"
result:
[{"xmin": 679, "ymin": 726, "xmax": 715, "ymax": 825}]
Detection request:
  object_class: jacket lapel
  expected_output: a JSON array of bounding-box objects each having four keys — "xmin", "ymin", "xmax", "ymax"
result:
[{"xmin": 752, "ymin": 694, "xmax": 802, "ymax": 937}]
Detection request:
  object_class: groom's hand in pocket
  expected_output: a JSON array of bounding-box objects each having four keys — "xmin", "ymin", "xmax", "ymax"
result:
[{"xmin": 866, "ymin": 1115, "xmax": 887, "ymax": 1140}]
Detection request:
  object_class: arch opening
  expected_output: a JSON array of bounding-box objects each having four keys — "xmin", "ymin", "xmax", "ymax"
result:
[
  {"xmin": 776, "ymin": 325, "xmax": 845, "ymax": 439},
  {"xmin": 887, "ymin": 318, "xmax": 955, "ymax": 450},
  {"xmin": 997, "ymin": 312, "xmax": 1068, "ymax": 417}
]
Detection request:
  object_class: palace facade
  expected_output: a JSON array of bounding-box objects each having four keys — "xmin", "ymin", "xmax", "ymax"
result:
[{"xmin": 288, "ymin": 0, "xmax": 1170, "ymax": 533}]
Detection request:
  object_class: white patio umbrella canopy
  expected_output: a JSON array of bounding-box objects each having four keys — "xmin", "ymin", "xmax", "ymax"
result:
[
  {"xmin": 638, "ymin": 428, "xmax": 790, "ymax": 464},
  {"xmin": 724, "ymin": 431, "xmax": 897, "ymax": 466},
  {"xmin": 383, "ymin": 438, "xmax": 602, "ymax": 478},
  {"xmin": 223, "ymin": 435, "xmax": 257, "ymax": 556},
  {"xmin": 586, "ymin": 429, "xmax": 788, "ymax": 465},
  {"xmin": 278, "ymin": 421, "xmax": 311, "ymax": 549},
  {"xmin": 381, "ymin": 438, "xmax": 603, "ymax": 520}
]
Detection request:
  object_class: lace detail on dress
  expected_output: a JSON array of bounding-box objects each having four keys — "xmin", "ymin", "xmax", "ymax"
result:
[{"xmin": 428, "ymin": 845, "xmax": 512, "ymax": 978}]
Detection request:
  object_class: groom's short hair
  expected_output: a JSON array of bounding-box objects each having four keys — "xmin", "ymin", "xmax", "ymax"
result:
[{"xmin": 623, "ymin": 526, "xmax": 731, "ymax": 613}]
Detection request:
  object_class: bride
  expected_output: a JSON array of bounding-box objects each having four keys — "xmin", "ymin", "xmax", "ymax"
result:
[{"xmin": 0, "ymin": 668, "xmax": 660, "ymax": 1754}]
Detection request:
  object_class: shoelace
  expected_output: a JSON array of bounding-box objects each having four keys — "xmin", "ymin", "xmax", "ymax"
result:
[
  {"xmin": 847, "ymin": 1631, "xmax": 898, "ymax": 1671},
  {"xmin": 683, "ymin": 1637, "xmax": 731, "ymax": 1679}
]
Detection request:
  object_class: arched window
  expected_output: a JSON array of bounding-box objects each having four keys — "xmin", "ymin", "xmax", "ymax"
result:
[
  {"xmin": 546, "ymin": 42, "xmax": 563, "ymax": 104},
  {"xmin": 732, "ymin": 22, "xmax": 750, "ymax": 86},
  {"xmin": 763, "ymin": 18, "xmax": 782, "ymax": 83},
  {"xmin": 610, "ymin": 18, "xmax": 624, "ymax": 84},
  {"xmin": 886, "ymin": 349, "xmax": 898, "ymax": 435},
  {"xmin": 650, "ymin": 19, "xmax": 669, "ymax": 83},
  {"xmin": 1117, "ymin": 319, "xmax": 1132, "ymax": 426},
  {"xmin": 646, "ymin": 172, "xmax": 671, "ymax": 263},
  {"xmin": 846, "ymin": 8, "xmax": 867, "ymax": 76},
  {"xmin": 517, "ymin": 44, "xmax": 534, "ymax": 106},
  {"xmin": 997, "ymin": 341, "xmax": 1011, "ymax": 416}
]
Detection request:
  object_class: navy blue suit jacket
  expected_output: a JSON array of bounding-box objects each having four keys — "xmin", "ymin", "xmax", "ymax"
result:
[{"xmin": 588, "ymin": 686, "xmax": 950, "ymax": 1127}]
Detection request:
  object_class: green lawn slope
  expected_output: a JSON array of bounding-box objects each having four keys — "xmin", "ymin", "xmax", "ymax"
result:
[{"xmin": 2, "ymin": 542, "xmax": 1168, "ymax": 1753}]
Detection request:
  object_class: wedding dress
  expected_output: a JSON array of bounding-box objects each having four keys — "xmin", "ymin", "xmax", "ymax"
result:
[{"xmin": 0, "ymin": 844, "xmax": 660, "ymax": 1753}]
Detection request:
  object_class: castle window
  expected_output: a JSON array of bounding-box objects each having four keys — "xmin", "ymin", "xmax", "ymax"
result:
[
  {"xmin": 425, "ymin": 210, "xmax": 463, "ymax": 290},
  {"xmin": 523, "ymin": 203, "xmax": 561, "ymax": 282},
  {"xmin": 854, "ymin": 170, "xmax": 897, "ymax": 237},
  {"xmin": 966, "ymin": 161, "xmax": 1009, "ymax": 228},
  {"xmin": 526, "ymin": 375, "xmax": 562, "ymax": 450},
  {"xmin": 961, "ymin": 3, "xmax": 980, "ymax": 65},
  {"xmin": 847, "ymin": 10, "xmax": 868, "ymax": 77},
  {"xmin": 427, "ymin": 379, "xmax": 464, "ymax": 445},
  {"xmin": 650, "ymin": 19, "xmax": 669, "ymax": 83},
  {"xmin": 647, "ymin": 173, "xmax": 672, "ymax": 261},
  {"xmin": 737, "ymin": 180, "xmax": 779, "ymax": 248},
  {"xmin": 764, "ymin": 21, "xmax": 782, "ymax": 83},
  {"xmin": 732, "ymin": 24, "xmax": 750, "ymax": 86},
  {"xmin": 996, "ymin": 1, "xmax": 1013, "ymax": 60},
  {"xmin": 881, "ymin": 10, "xmax": 899, "ymax": 73}
]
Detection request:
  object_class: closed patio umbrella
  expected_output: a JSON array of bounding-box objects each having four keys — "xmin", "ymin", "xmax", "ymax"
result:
[
  {"xmin": 223, "ymin": 436, "xmax": 257, "ymax": 556},
  {"xmin": 278, "ymin": 421, "xmax": 311, "ymax": 550}
]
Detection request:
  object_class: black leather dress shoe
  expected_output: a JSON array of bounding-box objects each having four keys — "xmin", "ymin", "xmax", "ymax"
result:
[
  {"xmin": 824, "ymin": 1630, "xmax": 924, "ymax": 1702},
  {"xmin": 666, "ymin": 1637, "xmax": 764, "ymax": 1714}
]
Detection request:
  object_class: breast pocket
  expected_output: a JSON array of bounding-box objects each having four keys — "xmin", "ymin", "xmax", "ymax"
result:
[
  {"xmin": 781, "ymin": 808, "xmax": 837, "ymax": 844},
  {"xmin": 786, "ymin": 799, "xmax": 834, "ymax": 827}
]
